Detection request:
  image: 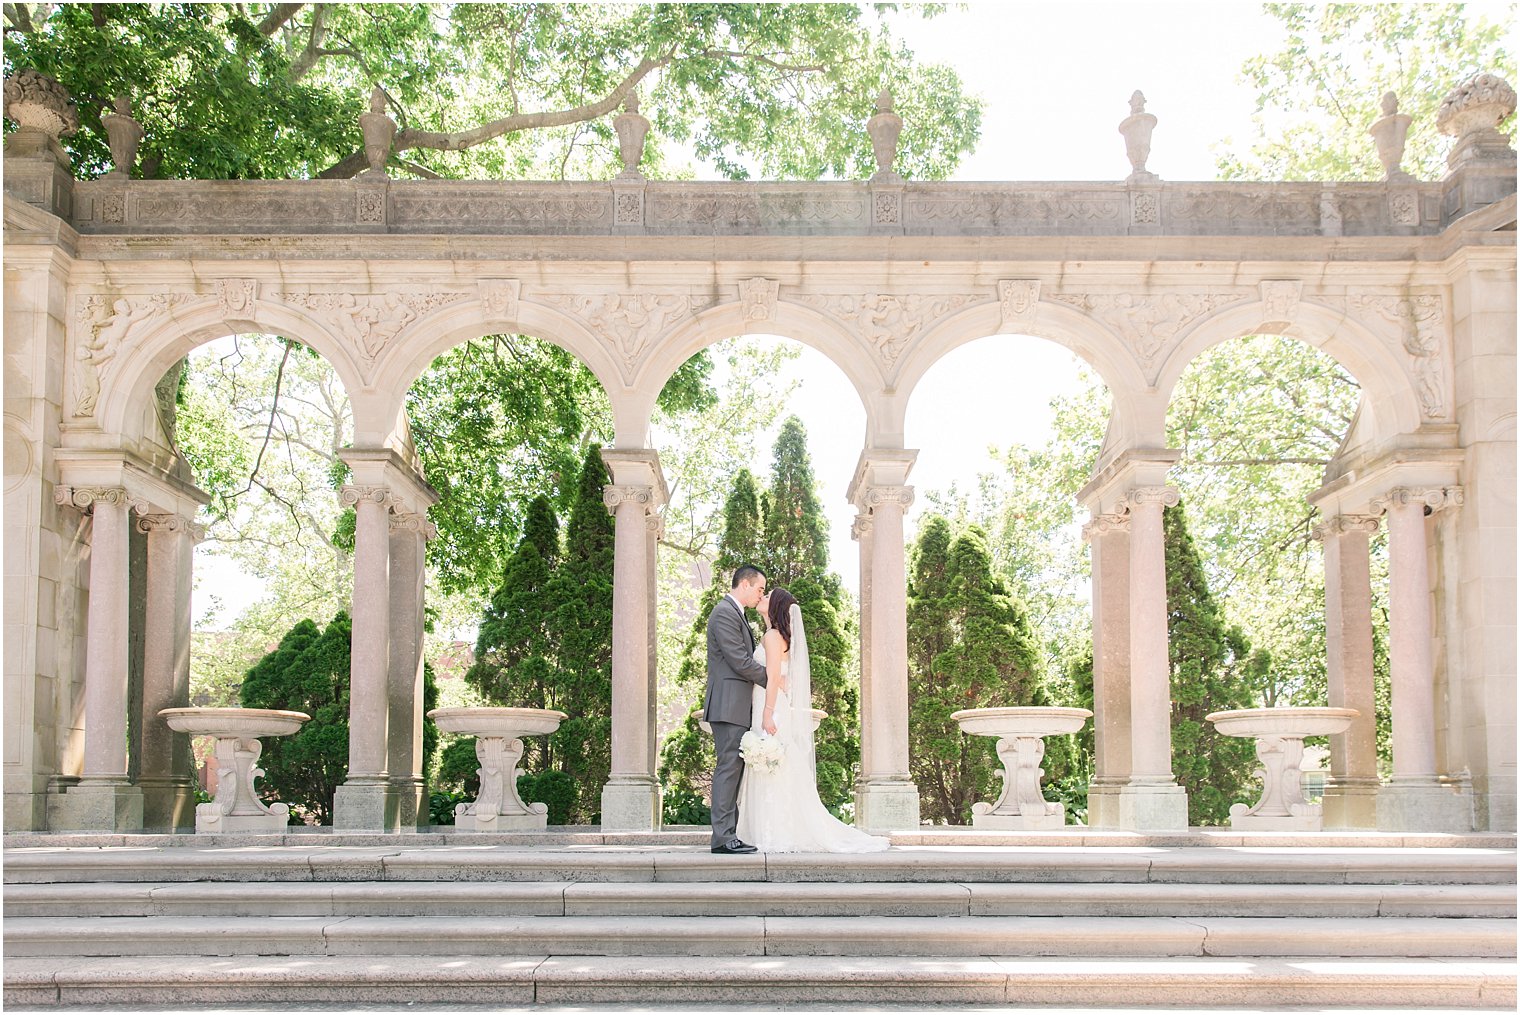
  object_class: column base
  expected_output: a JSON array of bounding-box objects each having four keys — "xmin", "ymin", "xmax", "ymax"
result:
[
  {"xmin": 1376, "ymin": 779, "xmax": 1473, "ymax": 832},
  {"xmin": 1116, "ymin": 782, "xmax": 1188, "ymax": 832},
  {"xmin": 138, "ymin": 775, "xmax": 196, "ymax": 832},
  {"xmin": 600, "ymin": 777, "xmax": 661, "ymax": 832},
  {"xmin": 1084, "ymin": 778, "xmax": 1127, "ymax": 829},
  {"xmin": 971, "ymin": 804, "xmax": 1066, "ymax": 831},
  {"xmin": 333, "ymin": 777, "xmax": 398, "ymax": 832},
  {"xmin": 1321, "ymin": 777, "xmax": 1380, "ymax": 830},
  {"xmin": 853, "ymin": 779, "xmax": 920, "ymax": 833},
  {"xmin": 390, "ymin": 776, "xmax": 427, "ymax": 829},
  {"xmin": 48, "ymin": 779, "xmax": 144, "ymax": 832}
]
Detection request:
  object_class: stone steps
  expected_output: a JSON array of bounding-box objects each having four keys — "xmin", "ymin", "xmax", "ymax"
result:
[
  {"xmin": 5, "ymin": 954, "xmax": 1516, "ymax": 1008},
  {"xmin": 7, "ymin": 879, "xmax": 1515, "ymax": 919},
  {"xmin": 6, "ymin": 841, "xmax": 1513, "ymax": 1008}
]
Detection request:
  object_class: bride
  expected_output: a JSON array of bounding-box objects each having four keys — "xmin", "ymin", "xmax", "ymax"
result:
[{"xmin": 735, "ymin": 587, "xmax": 889, "ymax": 853}]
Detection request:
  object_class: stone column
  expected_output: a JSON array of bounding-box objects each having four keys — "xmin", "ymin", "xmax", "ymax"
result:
[
  {"xmin": 855, "ymin": 483, "xmax": 921, "ymax": 831},
  {"xmin": 334, "ymin": 484, "xmax": 397, "ymax": 830},
  {"xmin": 1374, "ymin": 486, "xmax": 1471, "ymax": 831},
  {"xmin": 388, "ymin": 511, "xmax": 434, "ymax": 829},
  {"xmin": 600, "ymin": 482, "xmax": 661, "ymax": 830},
  {"xmin": 51, "ymin": 487, "xmax": 145, "ymax": 831},
  {"xmin": 137, "ymin": 513, "xmax": 201, "ymax": 831},
  {"xmin": 1313, "ymin": 514, "xmax": 1381, "ymax": 829},
  {"xmin": 851, "ymin": 511, "xmax": 876, "ymax": 799},
  {"xmin": 1082, "ymin": 510, "xmax": 1132, "ymax": 829},
  {"xmin": 1118, "ymin": 485, "xmax": 1188, "ymax": 831}
]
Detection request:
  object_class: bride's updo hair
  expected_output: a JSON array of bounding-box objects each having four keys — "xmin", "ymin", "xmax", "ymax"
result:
[{"xmin": 766, "ymin": 587, "xmax": 798, "ymax": 649}]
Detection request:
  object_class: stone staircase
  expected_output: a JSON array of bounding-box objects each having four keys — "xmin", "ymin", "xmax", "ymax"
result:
[{"xmin": 4, "ymin": 832, "xmax": 1516, "ymax": 1008}]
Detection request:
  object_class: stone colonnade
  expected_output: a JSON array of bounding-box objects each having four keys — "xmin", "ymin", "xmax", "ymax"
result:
[{"xmin": 4, "ymin": 70, "xmax": 1514, "ymax": 835}]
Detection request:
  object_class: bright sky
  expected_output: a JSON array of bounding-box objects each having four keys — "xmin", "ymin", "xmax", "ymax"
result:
[{"xmin": 196, "ymin": 3, "xmax": 1291, "ymax": 624}]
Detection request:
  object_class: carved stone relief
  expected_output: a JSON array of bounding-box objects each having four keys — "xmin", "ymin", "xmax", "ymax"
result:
[
  {"xmin": 998, "ymin": 280, "xmax": 1041, "ymax": 331},
  {"xmin": 277, "ymin": 291, "xmax": 468, "ymax": 378},
  {"xmin": 215, "ymin": 278, "xmax": 258, "ymax": 319},
  {"xmin": 873, "ymin": 191, "xmax": 901, "ymax": 225},
  {"xmin": 478, "ymin": 279, "xmax": 521, "ymax": 320},
  {"xmin": 1389, "ymin": 189, "xmax": 1419, "ymax": 226},
  {"xmin": 799, "ymin": 292, "xmax": 980, "ymax": 368},
  {"xmin": 1131, "ymin": 192, "xmax": 1159, "ymax": 225},
  {"xmin": 1259, "ymin": 280, "xmax": 1301, "ymax": 321},
  {"xmin": 540, "ymin": 293, "xmax": 712, "ymax": 374},
  {"xmin": 738, "ymin": 278, "xmax": 780, "ymax": 323},
  {"xmin": 71, "ymin": 292, "xmax": 200, "ymax": 418},
  {"xmin": 1347, "ymin": 293, "xmax": 1449, "ymax": 419},
  {"xmin": 1049, "ymin": 291, "xmax": 1247, "ymax": 367}
]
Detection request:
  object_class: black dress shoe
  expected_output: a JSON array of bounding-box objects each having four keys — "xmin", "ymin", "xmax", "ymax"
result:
[{"xmin": 711, "ymin": 839, "xmax": 758, "ymax": 854}]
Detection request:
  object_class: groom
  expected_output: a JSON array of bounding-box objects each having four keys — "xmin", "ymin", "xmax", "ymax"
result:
[{"xmin": 704, "ymin": 564, "xmax": 769, "ymax": 854}]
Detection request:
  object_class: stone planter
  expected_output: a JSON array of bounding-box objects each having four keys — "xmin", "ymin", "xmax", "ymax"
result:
[
  {"xmin": 158, "ymin": 707, "xmax": 309, "ymax": 834},
  {"xmin": 1206, "ymin": 707, "xmax": 1360, "ymax": 831},
  {"xmin": 951, "ymin": 707, "xmax": 1093, "ymax": 829},
  {"xmin": 428, "ymin": 707, "xmax": 566, "ymax": 831}
]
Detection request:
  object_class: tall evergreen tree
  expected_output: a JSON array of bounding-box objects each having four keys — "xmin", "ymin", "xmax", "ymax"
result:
[
  {"xmin": 908, "ymin": 522, "xmax": 1043, "ymax": 823},
  {"xmin": 543, "ymin": 446, "xmax": 616, "ymax": 824},
  {"xmin": 659, "ymin": 469, "xmax": 764, "ymax": 821},
  {"xmin": 1165, "ymin": 500, "xmax": 1260, "ymax": 826},
  {"xmin": 238, "ymin": 612, "xmax": 351, "ymax": 825},
  {"xmin": 758, "ymin": 417, "xmax": 856, "ymax": 810}
]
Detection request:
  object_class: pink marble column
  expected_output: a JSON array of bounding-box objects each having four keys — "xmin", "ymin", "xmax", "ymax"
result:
[
  {"xmin": 1314, "ymin": 514, "xmax": 1381, "ymax": 827},
  {"xmin": 138, "ymin": 513, "xmax": 201, "ymax": 830},
  {"xmin": 1082, "ymin": 510, "xmax": 1131, "ymax": 828},
  {"xmin": 335, "ymin": 484, "xmax": 395, "ymax": 829},
  {"xmin": 388, "ymin": 511, "xmax": 434, "ymax": 828},
  {"xmin": 851, "ymin": 511, "xmax": 875, "ymax": 794},
  {"xmin": 1379, "ymin": 488, "xmax": 1444, "ymax": 781},
  {"xmin": 601, "ymin": 483, "xmax": 659, "ymax": 830}
]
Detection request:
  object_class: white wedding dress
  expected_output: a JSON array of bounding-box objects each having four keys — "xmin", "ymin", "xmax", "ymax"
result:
[{"xmin": 735, "ymin": 605, "xmax": 889, "ymax": 854}]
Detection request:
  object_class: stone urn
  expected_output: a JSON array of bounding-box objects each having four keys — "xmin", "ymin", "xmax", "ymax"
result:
[
  {"xmin": 866, "ymin": 88, "xmax": 902, "ymax": 180},
  {"xmin": 695, "ymin": 707, "xmax": 827, "ymax": 736},
  {"xmin": 359, "ymin": 86, "xmax": 397, "ymax": 176},
  {"xmin": 952, "ymin": 707, "xmax": 1093, "ymax": 829},
  {"xmin": 428, "ymin": 707, "xmax": 566, "ymax": 831},
  {"xmin": 158, "ymin": 707, "xmax": 309, "ymax": 834},
  {"xmin": 1118, "ymin": 90, "xmax": 1158, "ymax": 182},
  {"xmin": 1436, "ymin": 73, "xmax": 1517, "ymax": 169},
  {"xmin": 613, "ymin": 95, "xmax": 651, "ymax": 178},
  {"xmin": 1206, "ymin": 707, "xmax": 1359, "ymax": 831}
]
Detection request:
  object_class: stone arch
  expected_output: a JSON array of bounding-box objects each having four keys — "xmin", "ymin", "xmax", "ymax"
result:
[
  {"xmin": 890, "ymin": 298, "xmax": 1154, "ymax": 451},
  {"xmin": 368, "ymin": 295, "xmax": 629, "ymax": 447},
  {"xmin": 91, "ymin": 296, "xmax": 366, "ymax": 446},
  {"xmin": 632, "ymin": 298, "xmax": 886, "ymax": 448},
  {"xmin": 1153, "ymin": 297, "xmax": 1426, "ymax": 443}
]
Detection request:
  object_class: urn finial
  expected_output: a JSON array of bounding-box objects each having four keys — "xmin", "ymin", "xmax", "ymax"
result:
[
  {"xmin": 101, "ymin": 95, "xmax": 144, "ymax": 179},
  {"xmin": 1368, "ymin": 90, "xmax": 1414, "ymax": 181},
  {"xmin": 1118, "ymin": 89, "xmax": 1159, "ymax": 183},
  {"xmin": 613, "ymin": 93, "xmax": 652, "ymax": 178},
  {"xmin": 1436, "ymin": 72, "xmax": 1517, "ymax": 170},
  {"xmin": 359, "ymin": 85, "xmax": 397, "ymax": 176},
  {"xmin": 867, "ymin": 88, "xmax": 903, "ymax": 180},
  {"xmin": 3, "ymin": 68, "xmax": 79, "ymax": 164}
]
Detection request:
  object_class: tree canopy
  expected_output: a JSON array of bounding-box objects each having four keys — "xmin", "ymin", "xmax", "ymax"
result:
[{"xmin": 5, "ymin": 2, "xmax": 982, "ymax": 181}]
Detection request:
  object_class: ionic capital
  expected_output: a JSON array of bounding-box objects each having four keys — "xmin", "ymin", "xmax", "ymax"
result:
[
  {"xmin": 1372, "ymin": 486, "xmax": 1463, "ymax": 515},
  {"xmin": 389, "ymin": 511, "xmax": 438, "ymax": 541},
  {"xmin": 851, "ymin": 512, "xmax": 874, "ymax": 541},
  {"xmin": 339, "ymin": 485, "xmax": 401, "ymax": 511},
  {"xmin": 603, "ymin": 484, "xmax": 655, "ymax": 513},
  {"xmin": 863, "ymin": 484, "xmax": 914, "ymax": 511},
  {"xmin": 1081, "ymin": 510, "xmax": 1131, "ymax": 543},
  {"xmin": 54, "ymin": 485, "xmax": 149, "ymax": 516},
  {"xmin": 1310, "ymin": 514, "xmax": 1381, "ymax": 542},
  {"xmin": 136, "ymin": 513, "xmax": 208, "ymax": 542},
  {"xmin": 1122, "ymin": 485, "xmax": 1179, "ymax": 510},
  {"xmin": 644, "ymin": 511, "xmax": 666, "ymax": 539}
]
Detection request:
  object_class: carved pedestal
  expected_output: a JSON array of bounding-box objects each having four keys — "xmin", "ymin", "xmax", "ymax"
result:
[
  {"xmin": 428, "ymin": 707, "xmax": 566, "ymax": 832},
  {"xmin": 952, "ymin": 707, "xmax": 1093, "ymax": 830},
  {"xmin": 159, "ymin": 708, "xmax": 310, "ymax": 834},
  {"xmin": 1206, "ymin": 707, "xmax": 1358, "ymax": 832}
]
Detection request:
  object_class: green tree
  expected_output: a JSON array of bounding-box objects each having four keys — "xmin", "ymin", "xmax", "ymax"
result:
[
  {"xmin": 238, "ymin": 612, "xmax": 352, "ymax": 825},
  {"xmin": 758, "ymin": 416, "xmax": 856, "ymax": 811},
  {"xmin": 1218, "ymin": 3, "xmax": 1514, "ymax": 182},
  {"xmin": 542, "ymin": 446, "xmax": 617, "ymax": 824},
  {"xmin": 908, "ymin": 521, "xmax": 1043, "ymax": 824},
  {"xmin": 658, "ymin": 467, "xmax": 765, "ymax": 821},
  {"xmin": 1164, "ymin": 502, "xmax": 1260, "ymax": 827}
]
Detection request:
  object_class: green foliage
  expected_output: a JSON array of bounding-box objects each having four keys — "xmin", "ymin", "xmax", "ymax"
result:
[
  {"xmin": 237, "ymin": 612, "xmax": 352, "ymax": 825},
  {"xmin": 661, "ymin": 784, "xmax": 713, "ymax": 826},
  {"xmin": 516, "ymin": 770, "xmax": 579, "ymax": 826},
  {"xmin": 1218, "ymin": 3, "xmax": 1515, "ymax": 181},
  {"xmin": 1164, "ymin": 502, "xmax": 1259, "ymax": 827},
  {"xmin": 907, "ymin": 518, "xmax": 1043, "ymax": 824},
  {"xmin": 466, "ymin": 495, "xmax": 561, "ymax": 709},
  {"xmin": 436, "ymin": 737, "xmax": 481, "ymax": 797},
  {"xmin": 428, "ymin": 789, "xmax": 468, "ymax": 826}
]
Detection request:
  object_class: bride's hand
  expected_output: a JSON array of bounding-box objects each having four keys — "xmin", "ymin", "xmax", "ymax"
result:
[{"xmin": 762, "ymin": 709, "xmax": 778, "ymax": 736}]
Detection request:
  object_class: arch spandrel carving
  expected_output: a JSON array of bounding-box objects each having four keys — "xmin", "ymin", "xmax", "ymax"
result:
[{"xmin": 1340, "ymin": 291, "xmax": 1452, "ymax": 422}]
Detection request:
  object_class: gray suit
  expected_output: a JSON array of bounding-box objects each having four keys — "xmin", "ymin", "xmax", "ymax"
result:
[{"xmin": 705, "ymin": 594, "xmax": 768, "ymax": 847}]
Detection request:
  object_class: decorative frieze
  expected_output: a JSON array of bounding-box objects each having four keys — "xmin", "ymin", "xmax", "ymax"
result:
[
  {"xmin": 799, "ymin": 293, "xmax": 980, "ymax": 368},
  {"xmin": 1049, "ymin": 291, "xmax": 1247, "ymax": 367},
  {"xmin": 541, "ymin": 293, "xmax": 709, "ymax": 374},
  {"xmin": 72, "ymin": 293, "xmax": 201, "ymax": 417},
  {"xmin": 1346, "ymin": 294, "xmax": 1448, "ymax": 419},
  {"xmin": 277, "ymin": 291, "xmax": 467, "ymax": 376}
]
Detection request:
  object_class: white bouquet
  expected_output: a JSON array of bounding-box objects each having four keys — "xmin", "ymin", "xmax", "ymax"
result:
[{"xmin": 739, "ymin": 730, "xmax": 785, "ymax": 773}]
